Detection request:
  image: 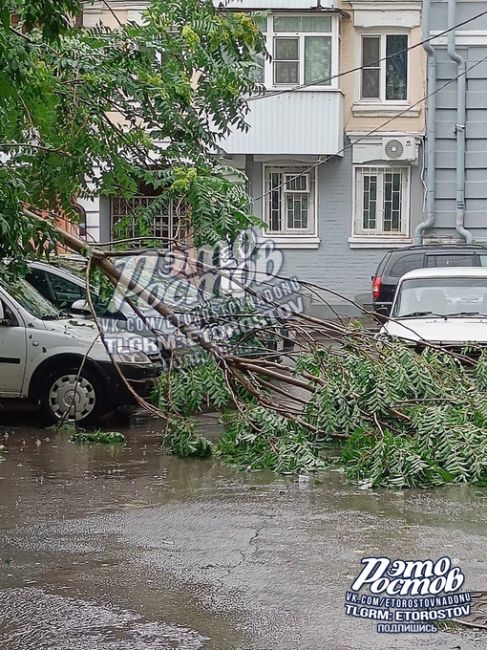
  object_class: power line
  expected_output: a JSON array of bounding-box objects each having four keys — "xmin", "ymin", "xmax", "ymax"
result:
[
  {"xmin": 251, "ymin": 51, "xmax": 487, "ymax": 208},
  {"xmin": 247, "ymin": 8, "xmax": 487, "ymax": 102}
]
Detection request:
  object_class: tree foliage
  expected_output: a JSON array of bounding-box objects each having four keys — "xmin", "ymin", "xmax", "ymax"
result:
[
  {"xmin": 0, "ymin": 0, "xmax": 265, "ymax": 264},
  {"xmin": 162, "ymin": 417, "xmax": 212, "ymax": 459},
  {"xmin": 153, "ymin": 340, "xmax": 487, "ymax": 488}
]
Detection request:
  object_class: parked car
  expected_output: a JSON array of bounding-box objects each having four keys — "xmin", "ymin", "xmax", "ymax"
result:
[
  {"xmin": 25, "ymin": 258, "xmax": 293, "ymax": 362},
  {"xmin": 0, "ymin": 277, "xmax": 162, "ymax": 424},
  {"xmin": 379, "ymin": 267, "xmax": 487, "ymax": 349},
  {"xmin": 371, "ymin": 244, "xmax": 487, "ymax": 316}
]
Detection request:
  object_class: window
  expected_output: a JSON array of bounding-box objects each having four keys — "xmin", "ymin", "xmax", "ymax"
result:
[
  {"xmin": 27, "ymin": 269, "xmax": 90, "ymax": 310},
  {"xmin": 111, "ymin": 196, "xmax": 186, "ymax": 247},
  {"xmin": 271, "ymin": 15, "xmax": 333, "ymax": 86},
  {"xmin": 393, "ymin": 278, "xmax": 487, "ymax": 319},
  {"xmin": 426, "ymin": 254, "xmax": 476, "ymax": 268},
  {"xmin": 251, "ymin": 15, "xmax": 266, "ymax": 83},
  {"xmin": 361, "ymin": 34, "xmax": 408, "ymax": 101},
  {"xmin": 264, "ymin": 167, "xmax": 316, "ymax": 236},
  {"xmin": 389, "ymin": 253, "xmax": 424, "ymax": 278},
  {"xmin": 0, "ymin": 300, "xmax": 17, "ymax": 326},
  {"xmin": 354, "ymin": 167, "xmax": 409, "ymax": 237},
  {"xmin": 47, "ymin": 274, "xmax": 85, "ymax": 308}
]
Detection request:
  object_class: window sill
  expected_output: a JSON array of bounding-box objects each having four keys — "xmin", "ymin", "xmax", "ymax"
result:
[
  {"xmin": 352, "ymin": 103, "xmax": 420, "ymax": 118},
  {"xmin": 349, "ymin": 237, "xmax": 412, "ymax": 249},
  {"xmin": 262, "ymin": 235, "xmax": 321, "ymax": 249}
]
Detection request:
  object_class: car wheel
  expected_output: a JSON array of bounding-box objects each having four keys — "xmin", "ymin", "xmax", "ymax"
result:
[{"xmin": 39, "ymin": 366, "xmax": 106, "ymax": 425}]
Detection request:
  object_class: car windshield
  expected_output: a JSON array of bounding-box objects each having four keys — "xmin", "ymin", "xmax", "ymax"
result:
[
  {"xmin": 8, "ymin": 279, "xmax": 61, "ymax": 320},
  {"xmin": 393, "ymin": 277, "xmax": 487, "ymax": 318},
  {"xmin": 111, "ymin": 256, "xmax": 212, "ymax": 309}
]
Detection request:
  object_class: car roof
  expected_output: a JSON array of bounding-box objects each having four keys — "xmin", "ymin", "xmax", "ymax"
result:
[
  {"xmin": 400, "ymin": 267, "xmax": 487, "ymax": 280},
  {"xmin": 388, "ymin": 244, "xmax": 487, "ymax": 254},
  {"xmin": 27, "ymin": 260, "xmax": 86, "ymax": 286}
]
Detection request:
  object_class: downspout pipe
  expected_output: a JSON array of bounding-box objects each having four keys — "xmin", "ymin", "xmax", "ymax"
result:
[
  {"xmin": 414, "ymin": 0, "xmax": 436, "ymax": 244},
  {"xmin": 448, "ymin": 0, "xmax": 473, "ymax": 243}
]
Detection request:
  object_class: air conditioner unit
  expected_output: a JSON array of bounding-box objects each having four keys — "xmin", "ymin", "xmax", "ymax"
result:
[{"xmin": 382, "ymin": 137, "xmax": 418, "ymax": 162}]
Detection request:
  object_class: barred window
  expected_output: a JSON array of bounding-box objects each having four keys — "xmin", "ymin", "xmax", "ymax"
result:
[
  {"xmin": 264, "ymin": 167, "xmax": 316, "ymax": 236},
  {"xmin": 354, "ymin": 167, "xmax": 409, "ymax": 237},
  {"xmin": 110, "ymin": 196, "xmax": 186, "ymax": 247}
]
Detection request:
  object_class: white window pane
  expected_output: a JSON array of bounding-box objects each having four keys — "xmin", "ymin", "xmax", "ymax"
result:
[
  {"xmin": 287, "ymin": 195, "xmax": 309, "ymax": 229},
  {"xmin": 362, "ymin": 173, "xmax": 378, "ymax": 230},
  {"xmin": 274, "ymin": 15, "xmax": 332, "ymax": 33},
  {"xmin": 286, "ymin": 174, "xmax": 308, "ymax": 191},
  {"xmin": 268, "ymin": 172, "xmax": 283, "ymax": 232},
  {"xmin": 361, "ymin": 36, "xmax": 380, "ymax": 100},
  {"xmin": 274, "ymin": 37, "xmax": 299, "ymax": 84},
  {"xmin": 361, "ymin": 69, "xmax": 380, "ymax": 99},
  {"xmin": 274, "ymin": 37, "xmax": 298, "ymax": 60},
  {"xmin": 252, "ymin": 15, "xmax": 267, "ymax": 33},
  {"xmin": 355, "ymin": 167, "xmax": 407, "ymax": 236},
  {"xmin": 305, "ymin": 36, "xmax": 331, "ymax": 85},
  {"xmin": 251, "ymin": 51, "xmax": 265, "ymax": 83},
  {"xmin": 274, "ymin": 16, "xmax": 301, "ymax": 32},
  {"xmin": 362, "ymin": 36, "xmax": 380, "ymax": 68},
  {"xmin": 274, "ymin": 61, "xmax": 299, "ymax": 84},
  {"xmin": 383, "ymin": 171, "xmax": 403, "ymax": 232},
  {"xmin": 301, "ymin": 16, "xmax": 332, "ymax": 32},
  {"xmin": 266, "ymin": 168, "xmax": 315, "ymax": 235}
]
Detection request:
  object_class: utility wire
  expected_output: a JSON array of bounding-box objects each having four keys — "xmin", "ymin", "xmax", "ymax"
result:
[
  {"xmin": 77, "ymin": 2, "xmax": 487, "ymax": 105},
  {"xmin": 42, "ymin": 3, "xmax": 487, "ymax": 209},
  {"xmin": 250, "ymin": 51, "xmax": 487, "ymax": 207},
  {"xmin": 246, "ymin": 7, "xmax": 487, "ymax": 101}
]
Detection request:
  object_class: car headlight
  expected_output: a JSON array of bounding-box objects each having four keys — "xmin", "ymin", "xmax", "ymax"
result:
[{"xmin": 112, "ymin": 347, "xmax": 152, "ymax": 365}]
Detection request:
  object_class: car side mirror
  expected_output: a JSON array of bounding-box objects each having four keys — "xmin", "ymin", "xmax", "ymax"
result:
[
  {"xmin": 0, "ymin": 301, "xmax": 6, "ymax": 325},
  {"xmin": 70, "ymin": 299, "xmax": 92, "ymax": 315},
  {"xmin": 374, "ymin": 306, "xmax": 389, "ymax": 324}
]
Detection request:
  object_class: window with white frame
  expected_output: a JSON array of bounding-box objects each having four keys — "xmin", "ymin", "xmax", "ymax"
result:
[
  {"xmin": 354, "ymin": 167, "xmax": 409, "ymax": 237},
  {"xmin": 251, "ymin": 15, "xmax": 266, "ymax": 83},
  {"xmin": 264, "ymin": 166, "xmax": 316, "ymax": 236},
  {"xmin": 360, "ymin": 34, "xmax": 408, "ymax": 101},
  {"xmin": 267, "ymin": 15, "xmax": 334, "ymax": 86}
]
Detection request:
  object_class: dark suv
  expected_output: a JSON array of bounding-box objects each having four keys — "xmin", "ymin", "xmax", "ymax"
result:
[{"xmin": 372, "ymin": 244, "xmax": 487, "ymax": 315}]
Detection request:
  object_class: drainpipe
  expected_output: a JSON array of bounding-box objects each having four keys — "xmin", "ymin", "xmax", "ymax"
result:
[
  {"xmin": 448, "ymin": 0, "xmax": 473, "ymax": 243},
  {"xmin": 414, "ymin": 0, "xmax": 436, "ymax": 244}
]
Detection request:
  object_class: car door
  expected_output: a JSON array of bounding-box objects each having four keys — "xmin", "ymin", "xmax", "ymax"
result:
[{"xmin": 0, "ymin": 297, "xmax": 27, "ymax": 396}]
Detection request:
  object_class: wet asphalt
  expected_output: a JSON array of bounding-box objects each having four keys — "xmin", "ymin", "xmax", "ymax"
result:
[{"xmin": 0, "ymin": 409, "xmax": 486, "ymax": 650}]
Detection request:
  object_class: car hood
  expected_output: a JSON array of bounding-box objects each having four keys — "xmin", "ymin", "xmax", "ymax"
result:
[
  {"xmin": 381, "ymin": 317, "xmax": 487, "ymax": 344},
  {"xmin": 46, "ymin": 318, "xmax": 157, "ymax": 353}
]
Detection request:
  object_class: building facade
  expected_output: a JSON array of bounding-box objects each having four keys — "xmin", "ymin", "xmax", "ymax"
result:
[
  {"xmin": 81, "ymin": 0, "xmax": 427, "ymax": 313},
  {"xmin": 421, "ymin": 0, "xmax": 487, "ymax": 246}
]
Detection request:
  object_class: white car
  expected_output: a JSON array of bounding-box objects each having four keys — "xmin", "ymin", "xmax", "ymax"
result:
[
  {"xmin": 380, "ymin": 267, "xmax": 487, "ymax": 346},
  {"xmin": 25, "ymin": 257, "xmax": 294, "ymax": 360},
  {"xmin": 0, "ymin": 277, "xmax": 162, "ymax": 424}
]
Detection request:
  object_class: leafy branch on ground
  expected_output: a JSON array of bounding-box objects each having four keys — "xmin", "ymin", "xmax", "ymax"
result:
[
  {"xmin": 154, "ymin": 340, "xmax": 487, "ymax": 488},
  {"xmin": 70, "ymin": 430, "xmax": 125, "ymax": 444},
  {"xmin": 162, "ymin": 418, "xmax": 212, "ymax": 459}
]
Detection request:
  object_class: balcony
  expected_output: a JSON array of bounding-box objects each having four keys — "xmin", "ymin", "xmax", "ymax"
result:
[
  {"xmin": 218, "ymin": 90, "xmax": 343, "ymax": 156},
  {"xmin": 219, "ymin": 2, "xmax": 337, "ymax": 8}
]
